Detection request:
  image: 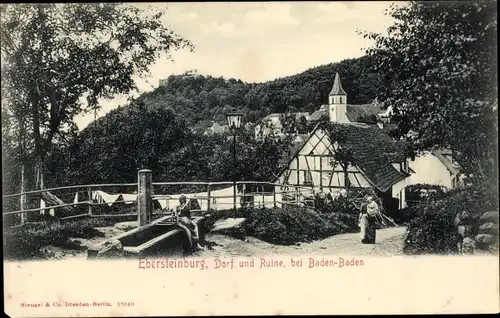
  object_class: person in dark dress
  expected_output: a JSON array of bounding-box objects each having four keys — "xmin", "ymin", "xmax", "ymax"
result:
[
  {"xmin": 176, "ymin": 194, "xmax": 203, "ymax": 252},
  {"xmin": 359, "ymin": 196, "xmax": 378, "ymax": 244}
]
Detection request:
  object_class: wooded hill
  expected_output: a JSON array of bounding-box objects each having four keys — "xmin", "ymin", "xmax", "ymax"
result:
[{"xmin": 130, "ymin": 54, "xmax": 381, "ymax": 132}]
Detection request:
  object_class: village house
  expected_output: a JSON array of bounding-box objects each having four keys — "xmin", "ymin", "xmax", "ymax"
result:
[
  {"xmin": 205, "ymin": 121, "xmax": 253, "ymax": 136},
  {"xmin": 203, "ymin": 122, "xmax": 229, "ymax": 136},
  {"xmin": 254, "ymin": 112, "xmax": 310, "ymax": 140},
  {"xmin": 407, "ymin": 149, "xmax": 462, "ymax": 189}
]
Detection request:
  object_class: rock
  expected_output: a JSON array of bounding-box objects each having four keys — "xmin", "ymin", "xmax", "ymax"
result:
[
  {"xmin": 96, "ymin": 239, "xmax": 124, "ymax": 259},
  {"xmin": 488, "ymin": 242, "xmax": 499, "ymax": 255},
  {"xmin": 115, "ymin": 221, "xmax": 138, "ymax": 231},
  {"xmin": 479, "ymin": 211, "xmax": 499, "ymax": 223},
  {"xmin": 462, "ymin": 237, "xmax": 476, "ymax": 254},
  {"xmin": 474, "ymin": 234, "xmax": 498, "ymax": 249},
  {"xmin": 479, "ymin": 222, "xmax": 499, "ymax": 235}
]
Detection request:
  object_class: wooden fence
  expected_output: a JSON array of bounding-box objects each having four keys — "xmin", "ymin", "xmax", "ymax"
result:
[{"xmin": 2, "ymin": 170, "xmax": 321, "ymax": 228}]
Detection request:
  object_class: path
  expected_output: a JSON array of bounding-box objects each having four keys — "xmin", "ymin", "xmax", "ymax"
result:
[
  {"xmin": 195, "ymin": 226, "xmax": 407, "ymax": 258},
  {"xmin": 44, "ymin": 225, "xmax": 406, "ymax": 260}
]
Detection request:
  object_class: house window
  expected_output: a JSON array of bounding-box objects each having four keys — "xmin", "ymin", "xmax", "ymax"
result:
[
  {"xmin": 303, "ymin": 170, "xmax": 313, "ymax": 185},
  {"xmin": 339, "ymin": 97, "xmax": 342, "ymax": 104}
]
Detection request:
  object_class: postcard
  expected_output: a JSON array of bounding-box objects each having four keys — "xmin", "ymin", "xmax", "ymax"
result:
[{"xmin": 2, "ymin": 1, "xmax": 499, "ymax": 316}]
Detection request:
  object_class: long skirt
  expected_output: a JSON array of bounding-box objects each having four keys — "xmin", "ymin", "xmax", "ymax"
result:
[
  {"xmin": 177, "ymin": 217, "xmax": 199, "ymax": 251},
  {"xmin": 360, "ymin": 215, "xmax": 376, "ymax": 244}
]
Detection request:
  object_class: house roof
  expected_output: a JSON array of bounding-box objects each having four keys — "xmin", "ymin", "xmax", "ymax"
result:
[
  {"xmin": 431, "ymin": 149, "xmax": 460, "ymax": 175},
  {"xmin": 329, "ymin": 72, "xmax": 347, "ymax": 96},
  {"xmin": 308, "ymin": 107, "xmax": 327, "ymax": 121},
  {"xmin": 275, "ymin": 122, "xmax": 409, "ymax": 192},
  {"xmin": 320, "ymin": 122, "xmax": 409, "ymax": 192},
  {"xmin": 346, "ymin": 104, "xmax": 385, "ymax": 122},
  {"xmin": 306, "ymin": 103, "xmax": 385, "ymax": 123}
]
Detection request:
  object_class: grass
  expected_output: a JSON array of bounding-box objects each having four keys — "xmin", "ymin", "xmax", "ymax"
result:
[{"xmin": 3, "ymin": 217, "xmax": 116, "ymax": 261}]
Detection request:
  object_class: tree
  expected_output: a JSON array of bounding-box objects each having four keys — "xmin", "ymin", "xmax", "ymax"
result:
[
  {"xmin": 364, "ymin": 1, "xmax": 498, "ymax": 184},
  {"xmin": 297, "ymin": 115, "xmax": 308, "ymax": 134},
  {"xmin": 279, "ymin": 112, "xmax": 298, "ymax": 135},
  {"xmin": 1, "ymin": 3, "xmax": 193, "ymax": 190}
]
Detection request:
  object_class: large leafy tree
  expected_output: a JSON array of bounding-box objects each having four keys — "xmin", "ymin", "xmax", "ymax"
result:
[
  {"xmin": 1, "ymin": 3, "xmax": 193, "ymax": 189},
  {"xmin": 364, "ymin": 1, "xmax": 498, "ymax": 183}
]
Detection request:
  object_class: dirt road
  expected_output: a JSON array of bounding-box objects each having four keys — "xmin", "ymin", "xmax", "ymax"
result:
[{"xmin": 196, "ymin": 226, "xmax": 408, "ymax": 258}]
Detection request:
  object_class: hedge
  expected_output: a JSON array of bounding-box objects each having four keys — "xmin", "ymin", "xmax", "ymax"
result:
[{"xmin": 403, "ymin": 183, "xmax": 497, "ymax": 255}]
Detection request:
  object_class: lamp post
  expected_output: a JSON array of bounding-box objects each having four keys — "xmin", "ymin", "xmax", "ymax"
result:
[{"xmin": 226, "ymin": 110, "xmax": 243, "ymax": 219}]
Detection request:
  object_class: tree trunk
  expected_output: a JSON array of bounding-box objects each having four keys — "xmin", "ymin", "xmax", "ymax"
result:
[{"xmin": 40, "ymin": 191, "xmax": 76, "ymax": 217}]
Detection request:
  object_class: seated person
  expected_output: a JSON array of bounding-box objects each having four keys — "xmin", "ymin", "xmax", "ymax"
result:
[{"xmin": 176, "ymin": 194, "xmax": 203, "ymax": 251}]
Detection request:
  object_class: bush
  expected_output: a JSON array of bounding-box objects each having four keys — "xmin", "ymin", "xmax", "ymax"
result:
[
  {"xmin": 403, "ymin": 183, "xmax": 497, "ymax": 255},
  {"xmin": 405, "ymin": 183, "xmax": 446, "ymax": 207},
  {"xmin": 243, "ymin": 201, "xmax": 360, "ymax": 246},
  {"xmin": 4, "ymin": 217, "xmax": 114, "ymax": 260}
]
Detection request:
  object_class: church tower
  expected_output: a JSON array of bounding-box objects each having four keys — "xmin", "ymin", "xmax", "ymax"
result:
[{"xmin": 328, "ymin": 72, "xmax": 349, "ymax": 123}]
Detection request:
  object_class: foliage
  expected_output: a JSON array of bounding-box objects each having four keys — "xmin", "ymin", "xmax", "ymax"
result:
[
  {"xmin": 3, "ymin": 217, "xmax": 114, "ymax": 260},
  {"xmin": 36, "ymin": 104, "xmax": 294, "ymax": 191},
  {"xmin": 403, "ymin": 183, "xmax": 498, "ymax": 255},
  {"xmin": 1, "ymin": 3, "xmax": 192, "ymax": 191},
  {"xmin": 364, "ymin": 1, "xmax": 498, "ymax": 184},
  {"xmin": 405, "ymin": 183, "xmax": 446, "ymax": 203},
  {"xmin": 243, "ymin": 203, "xmax": 359, "ymax": 246}
]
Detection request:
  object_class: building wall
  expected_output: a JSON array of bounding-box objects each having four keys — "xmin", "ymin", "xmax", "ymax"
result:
[
  {"xmin": 278, "ymin": 129, "xmax": 372, "ymax": 191},
  {"xmin": 407, "ymin": 152, "xmax": 454, "ymax": 189},
  {"xmin": 328, "ymin": 104, "xmax": 349, "ymax": 123}
]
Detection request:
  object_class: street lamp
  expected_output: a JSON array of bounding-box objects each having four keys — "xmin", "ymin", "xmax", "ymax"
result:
[{"xmin": 226, "ymin": 110, "xmax": 243, "ymax": 219}]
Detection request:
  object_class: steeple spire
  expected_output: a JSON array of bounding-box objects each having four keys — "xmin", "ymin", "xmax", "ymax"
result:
[{"xmin": 329, "ymin": 72, "xmax": 347, "ymax": 96}]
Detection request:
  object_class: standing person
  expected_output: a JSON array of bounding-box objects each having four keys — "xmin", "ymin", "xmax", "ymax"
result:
[
  {"xmin": 454, "ymin": 210, "xmax": 473, "ymax": 254},
  {"xmin": 359, "ymin": 198, "xmax": 368, "ymax": 243},
  {"xmin": 176, "ymin": 194, "xmax": 203, "ymax": 252},
  {"xmin": 359, "ymin": 196, "xmax": 379, "ymax": 244}
]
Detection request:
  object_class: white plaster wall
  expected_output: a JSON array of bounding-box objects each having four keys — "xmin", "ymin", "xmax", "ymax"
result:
[{"xmin": 408, "ymin": 152, "xmax": 453, "ymax": 188}]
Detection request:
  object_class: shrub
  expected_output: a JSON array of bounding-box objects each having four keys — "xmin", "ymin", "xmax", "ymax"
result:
[
  {"xmin": 403, "ymin": 183, "xmax": 497, "ymax": 255},
  {"xmin": 242, "ymin": 202, "xmax": 360, "ymax": 245},
  {"xmin": 4, "ymin": 217, "xmax": 114, "ymax": 260}
]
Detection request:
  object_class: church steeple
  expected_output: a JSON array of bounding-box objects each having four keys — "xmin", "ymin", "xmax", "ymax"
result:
[
  {"xmin": 328, "ymin": 72, "xmax": 349, "ymax": 123},
  {"xmin": 329, "ymin": 72, "xmax": 347, "ymax": 97}
]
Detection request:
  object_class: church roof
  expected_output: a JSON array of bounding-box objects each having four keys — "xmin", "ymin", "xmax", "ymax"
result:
[{"xmin": 329, "ymin": 72, "xmax": 347, "ymax": 96}]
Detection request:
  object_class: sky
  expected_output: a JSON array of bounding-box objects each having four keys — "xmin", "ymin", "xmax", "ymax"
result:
[{"xmin": 75, "ymin": 1, "xmax": 396, "ymax": 130}]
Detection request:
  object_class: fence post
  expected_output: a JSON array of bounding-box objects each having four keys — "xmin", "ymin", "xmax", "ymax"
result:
[
  {"xmin": 207, "ymin": 183, "xmax": 211, "ymax": 213},
  {"xmin": 87, "ymin": 188, "xmax": 93, "ymax": 216},
  {"xmin": 20, "ymin": 193, "xmax": 26, "ymax": 225},
  {"xmin": 273, "ymin": 185, "xmax": 277, "ymax": 209},
  {"xmin": 138, "ymin": 169, "xmax": 153, "ymax": 226},
  {"xmin": 261, "ymin": 185, "xmax": 265, "ymax": 209}
]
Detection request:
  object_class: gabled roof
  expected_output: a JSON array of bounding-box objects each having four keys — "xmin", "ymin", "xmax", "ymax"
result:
[
  {"xmin": 275, "ymin": 122, "xmax": 409, "ymax": 192},
  {"xmin": 321, "ymin": 122, "xmax": 409, "ymax": 191},
  {"xmin": 329, "ymin": 72, "xmax": 347, "ymax": 96},
  {"xmin": 431, "ymin": 149, "xmax": 461, "ymax": 175}
]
